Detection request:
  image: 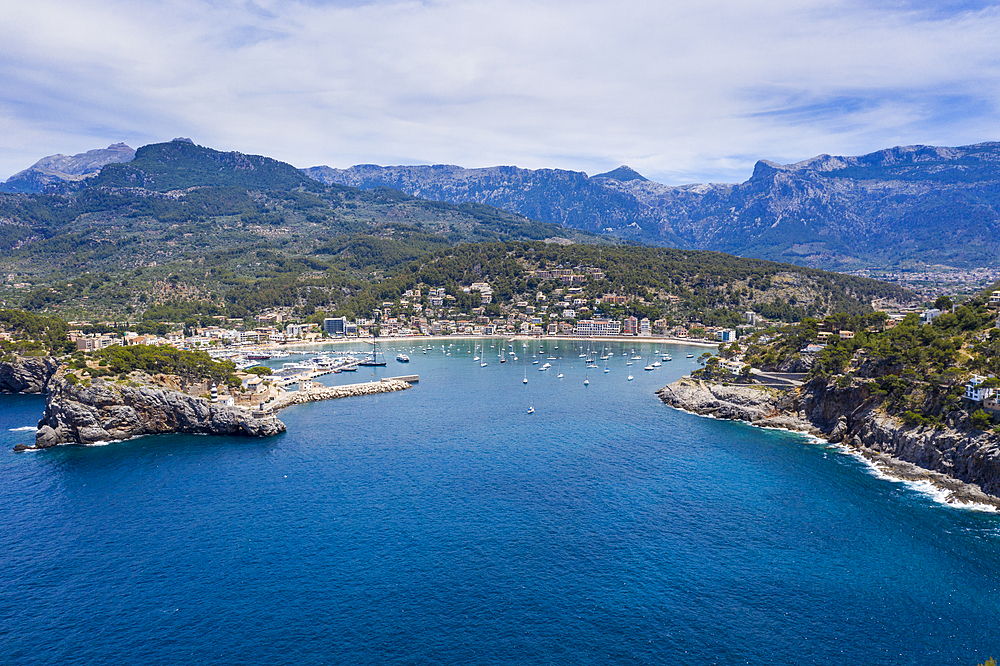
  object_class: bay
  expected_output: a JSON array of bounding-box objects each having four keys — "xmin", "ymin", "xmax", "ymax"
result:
[{"xmin": 2, "ymin": 339, "xmax": 999, "ymax": 665}]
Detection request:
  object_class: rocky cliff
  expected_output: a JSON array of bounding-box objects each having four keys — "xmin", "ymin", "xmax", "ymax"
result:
[
  {"xmin": 0, "ymin": 356, "xmax": 61, "ymax": 393},
  {"xmin": 658, "ymin": 376, "xmax": 1000, "ymax": 506},
  {"xmin": 14, "ymin": 372, "xmax": 285, "ymax": 451}
]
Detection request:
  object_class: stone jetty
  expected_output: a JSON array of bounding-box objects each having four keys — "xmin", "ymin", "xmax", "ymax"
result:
[{"xmin": 269, "ymin": 379, "xmax": 413, "ymax": 411}]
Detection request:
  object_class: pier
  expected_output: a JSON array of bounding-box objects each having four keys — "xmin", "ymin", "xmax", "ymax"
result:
[{"xmin": 267, "ymin": 378, "xmax": 414, "ymax": 412}]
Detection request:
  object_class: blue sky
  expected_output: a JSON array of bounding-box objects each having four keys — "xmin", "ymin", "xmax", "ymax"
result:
[{"xmin": 2, "ymin": 0, "xmax": 999, "ymax": 184}]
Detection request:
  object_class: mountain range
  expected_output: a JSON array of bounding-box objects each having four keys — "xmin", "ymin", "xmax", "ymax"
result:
[
  {"xmin": 0, "ymin": 139, "xmax": 907, "ymax": 323},
  {"xmin": 6, "ymin": 139, "xmax": 1000, "ymax": 270},
  {"xmin": 307, "ymin": 142, "xmax": 1000, "ymax": 270}
]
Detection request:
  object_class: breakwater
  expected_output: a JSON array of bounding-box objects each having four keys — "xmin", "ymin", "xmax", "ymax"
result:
[{"xmin": 269, "ymin": 379, "xmax": 413, "ymax": 411}]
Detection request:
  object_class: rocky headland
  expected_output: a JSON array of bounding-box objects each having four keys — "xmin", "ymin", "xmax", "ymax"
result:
[
  {"xmin": 658, "ymin": 376, "xmax": 1000, "ymax": 509},
  {"xmin": 2, "ymin": 356, "xmax": 287, "ymax": 449},
  {"xmin": 22, "ymin": 374, "xmax": 285, "ymax": 451},
  {"xmin": 2, "ymin": 356, "xmax": 419, "ymax": 450}
]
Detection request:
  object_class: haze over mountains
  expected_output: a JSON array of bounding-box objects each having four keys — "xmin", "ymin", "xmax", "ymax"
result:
[{"xmin": 6, "ymin": 139, "xmax": 1000, "ymax": 270}]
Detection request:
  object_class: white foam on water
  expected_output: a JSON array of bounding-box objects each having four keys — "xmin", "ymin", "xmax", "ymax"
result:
[
  {"xmin": 671, "ymin": 402, "xmax": 1000, "ymax": 513},
  {"xmin": 829, "ymin": 443, "xmax": 999, "ymax": 513},
  {"xmin": 8, "ymin": 426, "xmax": 36, "ymax": 432}
]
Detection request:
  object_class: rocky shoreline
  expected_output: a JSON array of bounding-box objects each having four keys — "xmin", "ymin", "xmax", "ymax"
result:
[
  {"xmin": 1, "ymin": 356, "xmax": 411, "ymax": 451},
  {"xmin": 18, "ymin": 374, "xmax": 286, "ymax": 450},
  {"xmin": 658, "ymin": 376, "xmax": 1000, "ymax": 509}
]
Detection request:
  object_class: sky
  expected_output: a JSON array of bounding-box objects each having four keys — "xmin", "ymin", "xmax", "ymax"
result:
[{"xmin": 2, "ymin": 0, "xmax": 1000, "ymax": 184}]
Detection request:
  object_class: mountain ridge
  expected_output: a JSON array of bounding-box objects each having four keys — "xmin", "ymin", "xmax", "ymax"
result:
[
  {"xmin": 1, "ymin": 143, "xmax": 135, "ymax": 193},
  {"xmin": 307, "ymin": 141, "xmax": 1000, "ymax": 269}
]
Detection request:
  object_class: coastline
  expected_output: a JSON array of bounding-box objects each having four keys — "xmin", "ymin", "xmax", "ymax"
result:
[
  {"xmin": 242, "ymin": 333, "xmax": 720, "ymax": 354},
  {"xmin": 658, "ymin": 376, "xmax": 1000, "ymax": 511}
]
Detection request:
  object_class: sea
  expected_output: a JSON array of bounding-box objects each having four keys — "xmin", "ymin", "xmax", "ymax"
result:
[{"xmin": 2, "ymin": 339, "xmax": 999, "ymax": 665}]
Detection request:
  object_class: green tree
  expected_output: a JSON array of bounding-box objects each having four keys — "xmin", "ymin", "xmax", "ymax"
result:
[{"xmin": 971, "ymin": 409, "xmax": 994, "ymax": 430}]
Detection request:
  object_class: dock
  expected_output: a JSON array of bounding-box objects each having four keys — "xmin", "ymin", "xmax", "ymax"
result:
[{"xmin": 383, "ymin": 375, "xmax": 419, "ymax": 383}]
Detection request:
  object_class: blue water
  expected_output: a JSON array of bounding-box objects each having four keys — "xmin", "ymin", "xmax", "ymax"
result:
[{"xmin": 2, "ymin": 339, "xmax": 999, "ymax": 665}]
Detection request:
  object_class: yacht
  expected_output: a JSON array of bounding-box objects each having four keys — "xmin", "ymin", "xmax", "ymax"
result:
[
  {"xmin": 644, "ymin": 364, "xmax": 655, "ymax": 371},
  {"xmin": 396, "ymin": 353, "xmax": 410, "ymax": 363},
  {"xmin": 359, "ymin": 339, "xmax": 387, "ymax": 367}
]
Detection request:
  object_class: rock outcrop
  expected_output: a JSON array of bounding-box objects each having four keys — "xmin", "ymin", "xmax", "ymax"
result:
[
  {"xmin": 0, "ymin": 356, "xmax": 61, "ymax": 394},
  {"xmin": 16, "ymin": 374, "xmax": 285, "ymax": 451},
  {"xmin": 658, "ymin": 376, "xmax": 1000, "ymax": 505}
]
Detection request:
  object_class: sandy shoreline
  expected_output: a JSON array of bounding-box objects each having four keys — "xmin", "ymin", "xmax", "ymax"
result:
[{"xmin": 241, "ymin": 333, "xmax": 720, "ymax": 354}]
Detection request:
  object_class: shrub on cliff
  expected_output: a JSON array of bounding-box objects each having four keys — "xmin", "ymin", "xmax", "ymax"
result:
[{"xmin": 971, "ymin": 409, "xmax": 994, "ymax": 430}]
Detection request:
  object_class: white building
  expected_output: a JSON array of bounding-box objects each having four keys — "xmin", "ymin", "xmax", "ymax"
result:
[
  {"xmin": 716, "ymin": 328, "xmax": 737, "ymax": 343},
  {"xmin": 575, "ymin": 319, "xmax": 622, "ymax": 337},
  {"xmin": 920, "ymin": 309, "xmax": 942, "ymax": 325},
  {"xmin": 966, "ymin": 375, "xmax": 995, "ymax": 402}
]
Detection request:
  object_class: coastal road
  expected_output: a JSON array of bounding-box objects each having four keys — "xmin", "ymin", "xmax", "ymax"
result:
[{"xmin": 750, "ymin": 369, "xmax": 806, "ymax": 387}]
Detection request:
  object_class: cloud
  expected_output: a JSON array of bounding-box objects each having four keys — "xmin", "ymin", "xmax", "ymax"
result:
[{"xmin": 2, "ymin": 0, "xmax": 1000, "ymax": 184}]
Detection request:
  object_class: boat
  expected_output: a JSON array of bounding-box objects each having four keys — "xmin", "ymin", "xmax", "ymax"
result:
[
  {"xmin": 523, "ymin": 369, "xmax": 528, "ymax": 384},
  {"xmin": 628, "ymin": 375, "xmax": 634, "ymax": 381},
  {"xmin": 396, "ymin": 353, "xmax": 410, "ymax": 363},
  {"xmin": 584, "ymin": 377, "xmax": 590, "ymax": 386},
  {"xmin": 359, "ymin": 339, "xmax": 387, "ymax": 366},
  {"xmin": 687, "ymin": 353, "xmax": 694, "ymax": 358},
  {"xmin": 527, "ymin": 403, "xmax": 534, "ymax": 414},
  {"xmin": 662, "ymin": 354, "xmax": 672, "ymax": 361},
  {"xmin": 652, "ymin": 361, "xmax": 662, "ymax": 367},
  {"xmin": 644, "ymin": 364, "xmax": 654, "ymax": 371},
  {"xmin": 532, "ymin": 359, "xmax": 539, "ymax": 364}
]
